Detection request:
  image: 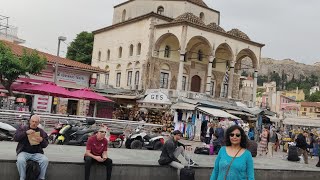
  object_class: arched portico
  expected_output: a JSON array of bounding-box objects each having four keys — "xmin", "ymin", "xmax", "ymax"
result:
[
  {"xmin": 214, "ymin": 43, "xmax": 234, "ymax": 98},
  {"xmin": 185, "ymin": 36, "xmax": 213, "ymax": 93},
  {"xmin": 154, "ymin": 33, "xmax": 180, "ymax": 62},
  {"xmin": 235, "ymin": 48, "xmax": 259, "ymax": 103}
]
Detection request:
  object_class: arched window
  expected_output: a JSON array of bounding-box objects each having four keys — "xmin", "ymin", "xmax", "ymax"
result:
[
  {"xmin": 135, "ymin": 71, "xmax": 140, "ymax": 86},
  {"xmin": 157, "ymin": 6, "xmax": 164, "ymax": 15},
  {"xmin": 164, "ymin": 45, "xmax": 170, "ymax": 58},
  {"xmin": 200, "ymin": 12, "xmax": 204, "ymax": 21},
  {"xmin": 118, "ymin": 47, "xmax": 122, "ymax": 58},
  {"xmin": 122, "ymin": 9, "xmax": 126, "ymax": 22},
  {"xmin": 197, "ymin": 50, "xmax": 203, "ymax": 61},
  {"xmin": 129, "ymin": 44, "xmax": 134, "ymax": 56},
  {"xmin": 98, "ymin": 51, "xmax": 101, "ymax": 61},
  {"xmin": 137, "ymin": 43, "xmax": 141, "ymax": 55},
  {"xmin": 107, "ymin": 49, "xmax": 110, "ymax": 60}
]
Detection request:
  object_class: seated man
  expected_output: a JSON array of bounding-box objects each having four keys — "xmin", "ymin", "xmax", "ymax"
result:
[
  {"xmin": 14, "ymin": 115, "xmax": 49, "ymax": 180},
  {"xmin": 158, "ymin": 130, "xmax": 197, "ymax": 178},
  {"xmin": 84, "ymin": 127, "xmax": 113, "ymax": 180}
]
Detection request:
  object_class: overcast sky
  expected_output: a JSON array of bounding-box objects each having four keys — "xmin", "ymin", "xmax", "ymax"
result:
[{"xmin": 1, "ymin": 0, "xmax": 319, "ymax": 64}]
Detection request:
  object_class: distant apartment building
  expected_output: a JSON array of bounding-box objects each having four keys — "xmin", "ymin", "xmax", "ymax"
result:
[
  {"xmin": 282, "ymin": 87, "xmax": 305, "ymax": 101},
  {"xmin": 299, "ymin": 102, "xmax": 320, "ymax": 118},
  {"xmin": 263, "ymin": 81, "xmax": 276, "ymax": 93},
  {"xmin": 0, "ymin": 15, "xmax": 25, "ymax": 44}
]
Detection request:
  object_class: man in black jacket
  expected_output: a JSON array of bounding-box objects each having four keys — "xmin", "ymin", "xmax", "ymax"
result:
[
  {"xmin": 158, "ymin": 130, "xmax": 197, "ymax": 178},
  {"xmin": 295, "ymin": 131, "xmax": 308, "ymax": 164},
  {"xmin": 14, "ymin": 115, "xmax": 49, "ymax": 180}
]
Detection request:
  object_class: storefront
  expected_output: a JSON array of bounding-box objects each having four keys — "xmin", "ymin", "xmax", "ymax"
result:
[{"xmin": 136, "ymin": 91, "xmax": 173, "ymax": 133}]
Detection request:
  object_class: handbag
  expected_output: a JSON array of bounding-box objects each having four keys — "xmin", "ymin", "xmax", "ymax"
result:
[{"xmin": 224, "ymin": 148, "xmax": 242, "ymax": 180}]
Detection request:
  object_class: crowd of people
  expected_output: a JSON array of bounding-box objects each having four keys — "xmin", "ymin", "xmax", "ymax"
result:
[{"xmin": 12, "ymin": 114, "xmax": 320, "ymax": 180}]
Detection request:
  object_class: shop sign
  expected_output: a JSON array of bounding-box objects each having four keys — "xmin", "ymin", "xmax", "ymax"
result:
[
  {"xmin": 144, "ymin": 91, "xmax": 171, "ymax": 104},
  {"xmin": 16, "ymin": 98, "xmax": 27, "ymax": 103},
  {"xmin": 57, "ymin": 71, "xmax": 89, "ymax": 86},
  {"xmin": 33, "ymin": 95, "xmax": 52, "ymax": 113}
]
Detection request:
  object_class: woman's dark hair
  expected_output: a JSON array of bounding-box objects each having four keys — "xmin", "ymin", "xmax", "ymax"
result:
[{"xmin": 225, "ymin": 125, "xmax": 247, "ymax": 148}]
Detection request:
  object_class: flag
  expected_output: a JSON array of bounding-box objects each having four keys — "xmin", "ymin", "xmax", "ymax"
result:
[{"xmin": 223, "ymin": 65, "xmax": 229, "ymax": 84}]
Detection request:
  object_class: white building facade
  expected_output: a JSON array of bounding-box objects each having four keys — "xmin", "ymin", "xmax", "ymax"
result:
[{"xmin": 91, "ymin": 0, "xmax": 264, "ymax": 103}]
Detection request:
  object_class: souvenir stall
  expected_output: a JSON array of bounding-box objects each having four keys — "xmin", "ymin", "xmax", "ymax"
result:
[
  {"xmin": 136, "ymin": 91, "xmax": 173, "ymax": 133},
  {"xmin": 171, "ymin": 102, "xmax": 197, "ymax": 140},
  {"xmin": 194, "ymin": 107, "xmax": 241, "ymax": 141}
]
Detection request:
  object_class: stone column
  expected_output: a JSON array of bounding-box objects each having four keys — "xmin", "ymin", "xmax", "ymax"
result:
[
  {"xmin": 227, "ymin": 60, "xmax": 235, "ymax": 99},
  {"xmin": 176, "ymin": 51, "xmax": 185, "ymax": 91},
  {"xmin": 206, "ymin": 56, "xmax": 214, "ymax": 95},
  {"xmin": 252, "ymin": 70, "xmax": 258, "ymax": 106}
]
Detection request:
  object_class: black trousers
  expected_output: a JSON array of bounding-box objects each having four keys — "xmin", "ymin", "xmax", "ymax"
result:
[{"xmin": 84, "ymin": 156, "xmax": 113, "ymax": 180}]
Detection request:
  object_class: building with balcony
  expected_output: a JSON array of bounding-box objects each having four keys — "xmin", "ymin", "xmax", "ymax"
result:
[{"xmin": 91, "ymin": 0, "xmax": 264, "ymax": 104}]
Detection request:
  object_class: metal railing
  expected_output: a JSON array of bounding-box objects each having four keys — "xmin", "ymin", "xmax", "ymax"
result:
[{"xmin": 0, "ymin": 109, "xmax": 164, "ymax": 134}]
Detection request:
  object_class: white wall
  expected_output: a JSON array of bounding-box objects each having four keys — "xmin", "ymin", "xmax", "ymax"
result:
[{"xmin": 113, "ymin": 0, "xmax": 219, "ymax": 25}]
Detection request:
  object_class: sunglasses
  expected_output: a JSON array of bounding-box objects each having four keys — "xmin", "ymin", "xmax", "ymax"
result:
[
  {"xmin": 99, "ymin": 131, "xmax": 106, "ymax": 133},
  {"xmin": 229, "ymin": 133, "xmax": 241, "ymax": 138}
]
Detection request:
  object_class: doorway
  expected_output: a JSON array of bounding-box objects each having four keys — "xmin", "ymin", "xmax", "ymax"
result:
[{"xmin": 191, "ymin": 75, "xmax": 201, "ymax": 92}]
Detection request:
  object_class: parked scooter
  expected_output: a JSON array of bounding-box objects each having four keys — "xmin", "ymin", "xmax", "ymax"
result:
[
  {"xmin": 0, "ymin": 121, "xmax": 16, "ymax": 141},
  {"xmin": 125, "ymin": 125, "xmax": 164, "ymax": 150},
  {"xmin": 103, "ymin": 125, "xmax": 126, "ymax": 148},
  {"xmin": 48, "ymin": 120, "xmax": 68, "ymax": 144},
  {"xmin": 57, "ymin": 118, "xmax": 97, "ymax": 146}
]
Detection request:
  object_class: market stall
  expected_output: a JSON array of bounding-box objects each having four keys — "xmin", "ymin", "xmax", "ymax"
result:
[{"xmin": 171, "ymin": 102, "xmax": 197, "ymax": 140}]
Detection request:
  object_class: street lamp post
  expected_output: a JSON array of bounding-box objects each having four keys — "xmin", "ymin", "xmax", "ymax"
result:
[{"xmin": 54, "ymin": 36, "xmax": 67, "ymax": 84}]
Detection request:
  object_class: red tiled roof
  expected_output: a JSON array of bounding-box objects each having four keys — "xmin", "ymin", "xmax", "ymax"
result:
[
  {"xmin": 1, "ymin": 40, "xmax": 106, "ymax": 73},
  {"xmin": 300, "ymin": 102, "xmax": 320, "ymax": 107}
]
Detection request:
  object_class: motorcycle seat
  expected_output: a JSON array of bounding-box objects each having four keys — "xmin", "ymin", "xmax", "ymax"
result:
[
  {"xmin": 110, "ymin": 132, "xmax": 123, "ymax": 135},
  {"xmin": 76, "ymin": 130, "xmax": 90, "ymax": 135}
]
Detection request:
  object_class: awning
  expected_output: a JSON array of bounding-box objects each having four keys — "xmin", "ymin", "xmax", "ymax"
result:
[
  {"xmin": 197, "ymin": 107, "xmax": 240, "ymax": 120},
  {"xmin": 225, "ymin": 110, "xmax": 255, "ymax": 117},
  {"xmin": 283, "ymin": 117, "xmax": 320, "ymax": 127},
  {"xmin": 266, "ymin": 115, "xmax": 280, "ymax": 123},
  {"xmin": 171, "ymin": 102, "xmax": 196, "ymax": 110},
  {"xmin": 105, "ymin": 94, "xmax": 140, "ymax": 99}
]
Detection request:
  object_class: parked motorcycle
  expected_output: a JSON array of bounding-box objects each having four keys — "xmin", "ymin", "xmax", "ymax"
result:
[
  {"xmin": 103, "ymin": 125, "xmax": 126, "ymax": 148},
  {"xmin": 125, "ymin": 125, "xmax": 164, "ymax": 150},
  {"xmin": 0, "ymin": 121, "xmax": 16, "ymax": 141},
  {"xmin": 48, "ymin": 120, "xmax": 68, "ymax": 144},
  {"xmin": 57, "ymin": 118, "xmax": 97, "ymax": 146}
]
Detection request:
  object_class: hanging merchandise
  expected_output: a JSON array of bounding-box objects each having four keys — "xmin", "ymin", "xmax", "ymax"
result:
[
  {"xmin": 174, "ymin": 111, "xmax": 178, "ymax": 123},
  {"xmin": 192, "ymin": 114, "xmax": 196, "ymax": 124}
]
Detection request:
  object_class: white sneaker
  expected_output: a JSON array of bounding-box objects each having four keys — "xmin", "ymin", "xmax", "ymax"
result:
[{"xmin": 189, "ymin": 161, "xmax": 199, "ymax": 166}]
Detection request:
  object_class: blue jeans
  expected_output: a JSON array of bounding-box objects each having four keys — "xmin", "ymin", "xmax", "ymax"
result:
[{"xmin": 16, "ymin": 152, "xmax": 49, "ymax": 180}]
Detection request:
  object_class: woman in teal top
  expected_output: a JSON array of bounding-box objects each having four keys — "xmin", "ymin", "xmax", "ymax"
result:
[{"xmin": 210, "ymin": 125, "xmax": 254, "ymax": 180}]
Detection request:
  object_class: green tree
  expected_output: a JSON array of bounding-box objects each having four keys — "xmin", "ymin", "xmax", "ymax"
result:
[
  {"xmin": 270, "ymin": 71, "xmax": 281, "ymax": 89},
  {"xmin": 257, "ymin": 75, "xmax": 268, "ymax": 86},
  {"xmin": 308, "ymin": 91, "xmax": 320, "ymax": 102},
  {"xmin": 66, "ymin": 31, "xmax": 93, "ymax": 64},
  {"xmin": 241, "ymin": 71, "xmax": 248, "ymax": 77},
  {"xmin": 0, "ymin": 42, "xmax": 47, "ymax": 96}
]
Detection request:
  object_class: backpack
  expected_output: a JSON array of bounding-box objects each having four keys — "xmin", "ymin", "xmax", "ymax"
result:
[
  {"xmin": 194, "ymin": 147, "xmax": 210, "ymax": 155},
  {"xmin": 287, "ymin": 146, "xmax": 300, "ymax": 162},
  {"xmin": 26, "ymin": 160, "xmax": 40, "ymax": 180}
]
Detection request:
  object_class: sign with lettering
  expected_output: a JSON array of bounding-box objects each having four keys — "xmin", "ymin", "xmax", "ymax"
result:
[
  {"xmin": 33, "ymin": 95, "xmax": 52, "ymax": 113},
  {"xmin": 143, "ymin": 91, "xmax": 171, "ymax": 104},
  {"xmin": 57, "ymin": 71, "xmax": 89, "ymax": 86}
]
